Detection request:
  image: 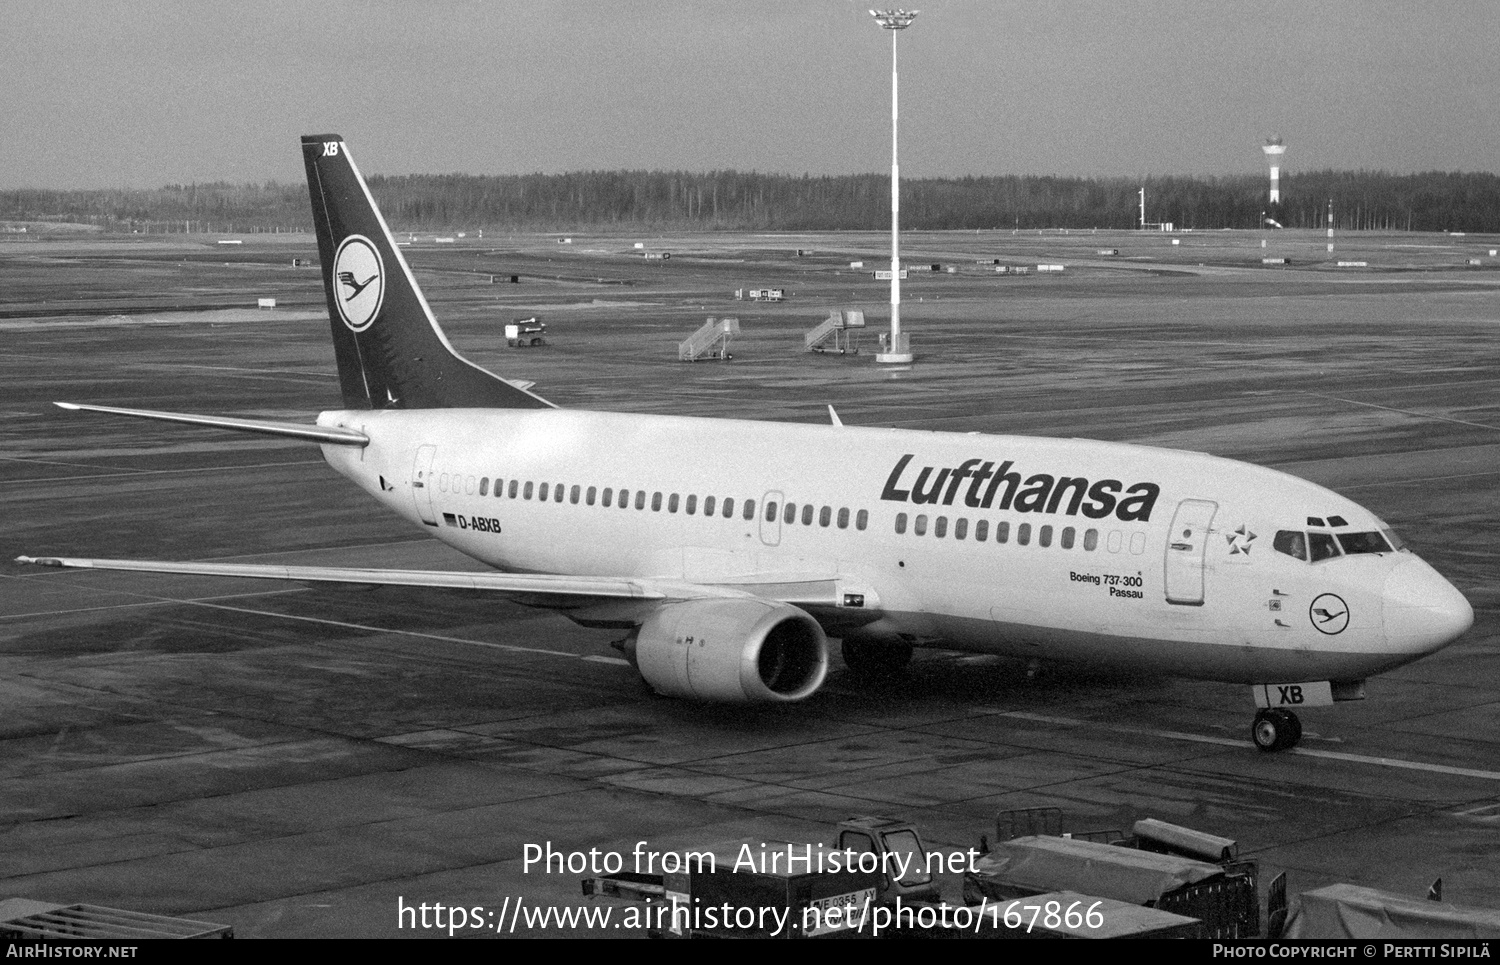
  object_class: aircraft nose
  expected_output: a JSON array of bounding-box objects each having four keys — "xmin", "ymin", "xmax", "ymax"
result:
[{"xmin": 1383, "ymin": 557, "xmax": 1473, "ymax": 656}]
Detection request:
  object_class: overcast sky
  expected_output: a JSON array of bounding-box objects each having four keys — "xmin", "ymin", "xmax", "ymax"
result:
[{"xmin": 5, "ymin": 0, "xmax": 1499, "ymax": 189}]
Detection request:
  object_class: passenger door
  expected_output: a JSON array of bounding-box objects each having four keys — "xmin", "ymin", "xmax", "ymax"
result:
[
  {"xmin": 412, "ymin": 445, "xmax": 438, "ymax": 527},
  {"xmin": 1164, "ymin": 499, "xmax": 1218, "ymax": 605}
]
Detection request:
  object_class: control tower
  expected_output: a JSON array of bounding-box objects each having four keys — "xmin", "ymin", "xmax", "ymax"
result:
[{"xmin": 1262, "ymin": 137, "xmax": 1287, "ymax": 205}]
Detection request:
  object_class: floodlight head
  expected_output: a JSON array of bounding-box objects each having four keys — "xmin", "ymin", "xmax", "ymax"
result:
[
  {"xmin": 871, "ymin": 8, "xmax": 918, "ymax": 29},
  {"xmin": 1263, "ymin": 136, "xmax": 1286, "ymax": 157}
]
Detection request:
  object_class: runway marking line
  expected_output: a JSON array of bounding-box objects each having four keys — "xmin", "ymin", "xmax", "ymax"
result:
[{"xmin": 1000, "ymin": 711, "xmax": 1500, "ymax": 781}]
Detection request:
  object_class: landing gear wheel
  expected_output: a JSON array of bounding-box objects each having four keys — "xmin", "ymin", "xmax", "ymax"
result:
[
  {"xmin": 1252, "ymin": 708, "xmax": 1302, "ymax": 752},
  {"xmin": 841, "ymin": 639, "xmax": 914, "ymax": 679}
]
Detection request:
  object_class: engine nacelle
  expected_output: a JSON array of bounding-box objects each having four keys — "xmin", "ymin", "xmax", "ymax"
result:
[{"xmin": 632, "ymin": 598, "xmax": 828, "ymax": 703}]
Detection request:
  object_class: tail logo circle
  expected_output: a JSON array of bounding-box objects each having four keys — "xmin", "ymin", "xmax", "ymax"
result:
[{"xmin": 332, "ymin": 235, "xmax": 384, "ymax": 332}]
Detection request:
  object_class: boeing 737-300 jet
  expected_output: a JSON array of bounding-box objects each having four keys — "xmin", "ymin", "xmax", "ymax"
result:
[{"xmin": 17, "ymin": 135, "xmax": 1475, "ymax": 753}]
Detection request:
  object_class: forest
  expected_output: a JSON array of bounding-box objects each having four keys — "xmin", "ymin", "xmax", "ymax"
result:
[{"xmin": 5, "ymin": 169, "xmax": 1498, "ymax": 234}]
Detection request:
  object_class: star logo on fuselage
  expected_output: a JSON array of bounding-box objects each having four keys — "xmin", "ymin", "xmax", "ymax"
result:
[{"xmin": 1225, "ymin": 525, "xmax": 1257, "ymax": 555}]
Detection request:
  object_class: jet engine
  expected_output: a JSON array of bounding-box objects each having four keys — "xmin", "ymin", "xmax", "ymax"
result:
[{"xmin": 630, "ymin": 598, "xmax": 828, "ymax": 703}]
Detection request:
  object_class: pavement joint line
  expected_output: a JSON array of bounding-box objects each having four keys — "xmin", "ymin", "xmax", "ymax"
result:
[
  {"xmin": 1001, "ymin": 710, "xmax": 1500, "ymax": 780},
  {"xmin": 1297, "ymin": 391, "xmax": 1500, "ymax": 432},
  {"xmin": 0, "ymin": 586, "xmax": 308, "ymax": 621}
]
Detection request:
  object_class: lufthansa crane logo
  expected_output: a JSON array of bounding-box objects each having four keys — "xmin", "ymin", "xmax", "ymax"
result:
[
  {"xmin": 332, "ymin": 235, "xmax": 384, "ymax": 332},
  {"xmin": 1309, "ymin": 593, "xmax": 1349, "ymax": 635}
]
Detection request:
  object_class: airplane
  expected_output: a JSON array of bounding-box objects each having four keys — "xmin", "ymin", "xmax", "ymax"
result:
[{"xmin": 17, "ymin": 134, "xmax": 1474, "ymax": 753}]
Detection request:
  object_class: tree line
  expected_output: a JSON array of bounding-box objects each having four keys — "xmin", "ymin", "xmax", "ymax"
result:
[{"xmin": 5, "ymin": 169, "xmax": 1499, "ymax": 233}]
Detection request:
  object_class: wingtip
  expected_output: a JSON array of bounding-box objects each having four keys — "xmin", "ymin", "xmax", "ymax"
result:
[{"xmin": 54, "ymin": 402, "xmax": 81, "ymax": 411}]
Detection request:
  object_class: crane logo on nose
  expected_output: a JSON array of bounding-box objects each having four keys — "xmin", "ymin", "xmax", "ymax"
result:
[{"xmin": 1309, "ymin": 593, "xmax": 1349, "ymax": 635}]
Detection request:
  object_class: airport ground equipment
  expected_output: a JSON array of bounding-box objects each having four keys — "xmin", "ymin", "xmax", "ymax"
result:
[
  {"xmin": 582, "ymin": 838, "xmax": 881, "ymax": 939},
  {"xmin": 678, "ymin": 316, "xmax": 739, "ymax": 361},
  {"xmin": 1282, "ymin": 883, "xmax": 1500, "ymax": 939},
  {"xmin": 833, "ymin": 815, "xmax": 941, "ymax": 906},
  {"xmin": 967, "ymin": 816, "xmax": 1260, "ymax": 939},
  {"xmin": 505, "ymin": 317, "xmax": 546, "ymax": 347},
  {"xmin": 0, "ymin": 899, "xmax": 233, "ymax": 939},
  {"xmin": 804, "ymin": 310, "xmax": 865, "ymax": 354}
]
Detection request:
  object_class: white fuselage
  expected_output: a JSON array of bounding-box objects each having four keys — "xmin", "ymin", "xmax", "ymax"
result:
[{"xmin": 317, "ymin": 407, "xmax": 1470, "ymax": 686}]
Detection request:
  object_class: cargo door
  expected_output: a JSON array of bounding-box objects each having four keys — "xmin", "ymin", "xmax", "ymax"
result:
[
  {"xmin": 1164, "ymin": 498, "xmax": 1217, "ymax": 605},
  {"xmin": 412, "ymin": 445, "xmax": 438, "ymax": 527}
]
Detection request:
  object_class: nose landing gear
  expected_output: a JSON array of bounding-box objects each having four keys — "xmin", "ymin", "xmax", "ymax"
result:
[{"xmin": 1252, "ymin": 707, "xmax": 1303, "ymax": 752}]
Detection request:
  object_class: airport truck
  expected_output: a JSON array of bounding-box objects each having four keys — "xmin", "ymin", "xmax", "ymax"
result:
[{"xmin": 505, "ymin": 317, "xmax": 546, "ymax": 347}]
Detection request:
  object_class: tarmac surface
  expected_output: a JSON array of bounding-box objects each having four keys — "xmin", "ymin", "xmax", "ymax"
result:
[{"xmin": 1, "ymin": 228, "xmax": 1497, "ymax": 938}]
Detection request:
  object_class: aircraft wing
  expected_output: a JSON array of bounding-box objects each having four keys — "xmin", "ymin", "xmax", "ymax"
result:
[{"xmin": 14, "ymin": 555, "xmax": 879, "ymax": 620}]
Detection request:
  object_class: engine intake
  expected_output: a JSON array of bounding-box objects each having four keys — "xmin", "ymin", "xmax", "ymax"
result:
[{"xmin": 632, "ymin": 598, "xmax": 828, "ymax": 703}]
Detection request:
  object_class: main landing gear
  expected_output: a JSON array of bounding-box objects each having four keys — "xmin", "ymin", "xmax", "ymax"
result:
[{"xmin": 1252, "ymin": 708, "xmax": 1302, "ymax": 753}]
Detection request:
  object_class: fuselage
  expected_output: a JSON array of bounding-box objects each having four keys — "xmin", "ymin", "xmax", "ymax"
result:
[{"xmin": 318, "ymin": 406, "xmax": 1473, "ymax": 687}]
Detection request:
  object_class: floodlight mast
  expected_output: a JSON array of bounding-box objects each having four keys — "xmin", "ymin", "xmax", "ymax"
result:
[{"xmin": 872, "ymin": 8, "xmax": 917, "ymax": 364}]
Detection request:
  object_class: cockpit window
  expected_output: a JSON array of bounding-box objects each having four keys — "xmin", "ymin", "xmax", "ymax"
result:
[
  {"xmin": 1273, "ymin": 530, "xmax": 1307, "ymax": 561},
  {"xmin": 1308, "ymin": 532, "xmax": 1341, "ymax": 562},
  {"xmin": 1382, "ymin": 527, "xmax": 1406, "ymax": 552},
  {"xmin": 1338, "ymin": 531, "xmax": 1393, "ymax": 555}
]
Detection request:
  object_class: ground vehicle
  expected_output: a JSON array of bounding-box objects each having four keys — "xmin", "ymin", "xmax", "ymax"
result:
[{"xmin": 505, "ymin": 317, "xmax": 546, "ymax": 347}]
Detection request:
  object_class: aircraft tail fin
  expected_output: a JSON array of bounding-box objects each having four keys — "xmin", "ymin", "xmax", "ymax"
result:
[{"xmin": 300, "ymin": 134, "xmax": 552, "ymax": 410}]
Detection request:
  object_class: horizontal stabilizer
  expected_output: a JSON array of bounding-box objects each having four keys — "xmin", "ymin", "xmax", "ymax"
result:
[{"xmin": 54, "ymin": 402, "xmax": 369, "ymax": 446}]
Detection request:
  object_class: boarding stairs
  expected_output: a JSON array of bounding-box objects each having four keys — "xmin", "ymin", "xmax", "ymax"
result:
[
  {"xmin": 678, "ymin": 316, "xmax": 740, "ymax": 361},
  {"xmin": 805, "ymin": 310, "xmax": 865, "ymax": 354}
]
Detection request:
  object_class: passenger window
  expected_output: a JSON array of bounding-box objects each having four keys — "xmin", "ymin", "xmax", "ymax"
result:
[
  {"xmin": 1039, "ymin": 525, "xmax": 1053, "ymax": 548},
  {"xmin": 495, "ymin": 478, "xmax": 504, "ymax": 498},
  {"xmin": 570, "ymin": 485, "xmax": 580, "ymax": 504},
  {"xmin": 636, "ymin": 491, "xmax": 646, "ymax": 510},
  {"xmin": 1083, "ymin": 528, "xmax": 1098, "ymax": 551},
  {"xmin": 555, "ymin": 484, "xmax": 565, "ymax": 503},
  {"xmin": 602, "ymin": 487, "xmax": 613, "ymax": 507},
  {"xmin": 524, "ymin": 482, "xmax": 534, "ymax": 500},
  {"xmin": 538, "ymin": 483, "xmax": 548, "ymax": 501},
  {"xmin": 819, "ymin": 506, "xmax": 831, "ymax": 527},
  {"xmin": 764, "ymin": 501, "xmax": 778, "ymax": 522},
  {"xmin": 667, "ymin": 493, "xmax": 678, "ymax": 513},
  {"xmin": 480, "ymin": 477, "xmax": 489, "ymax": 496},
  {"xmin": 914, "ymin": 514, "xmax": 928, "ymax": 536},
  {"xmin": 1061, "ymin": 526, "xmax": 1074, "ymax": 549},
  {"xmin": 895, "ymin": 513, "xmax": 908, "ymax": 535},
  {"xmin": 784, "ymin": 503, "xmax": 796, "ymax": 525},
  {"xmin": 742, "ymin": 499, "xmax": 753, "ymax": 520},
  {"xmin": 1273, "ymin": 530, "xmax": 1306, "ymax": 560},
  {"xmin": 996, "ymin": 521, "xmax": 1010, "ymax": 543},
  {"xmin": 801, "ymin": 504, "xmax": 814, "ymax": 526},
  {"xmin": 508, "ymin": 480, "xmax": 518, "ymax": 499},
  {"xmin": 439, "ymin": 473, "xmax": 449, "ymax": 492},
  {"xmin": 837, "ymin": 507, "xmax": 849, "ymax": 529},
  {"xmin": 703, "ymin": 496, "xmax": 715, "ymax": 516},
  {"xmin": 1309, "ymin": 532, "xmax": 1340, "ymax": 562},
  {"xmin": 974, "ymin": 519, "xmax": 989, "ymax": 541},
  {"xmin": 685, "ymin": 495, "xmax": 696, "ymax": 515},
  {"xmin": 1017, "ymin": 523, "xmax": 1031, "ymax": 546},
  {"xmin": 934, "ymin": 516, "xmax": 948, "ymax": 538},
  {"xmin": 1129, "ymin": 532, "xmax": 1146, "ymax": 554},
  {"xmin": 586, "ymin": 486, "xmax": 597, "ymax": 506},
  {"xmin": 466, "ymin": 476, "xmax": 476, "ymax": 494},
  {"xmin": 856, "ymin": 509, "xmax": 868, "ymax": 531}
]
